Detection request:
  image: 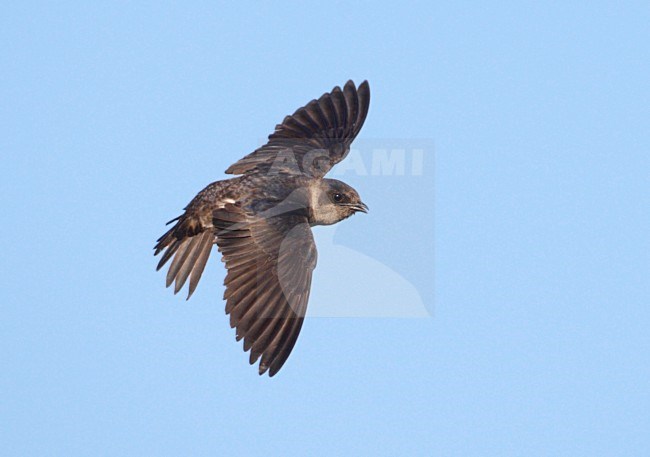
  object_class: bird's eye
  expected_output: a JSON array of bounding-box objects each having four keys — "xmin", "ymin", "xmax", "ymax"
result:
[{"xmin": 333, "ymin": 193, "xmax": 343, "ymax": 203}]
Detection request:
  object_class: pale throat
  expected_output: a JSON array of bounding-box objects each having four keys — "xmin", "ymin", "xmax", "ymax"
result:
[{"xmin": 308, "ymin": 184, "xmax": 342, "ymax": 226}]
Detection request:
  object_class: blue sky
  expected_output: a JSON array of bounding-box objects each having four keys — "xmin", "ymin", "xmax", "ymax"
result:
[{"xmin": 2, "ymin": 1, "xmax": 649, "ymax": 455}]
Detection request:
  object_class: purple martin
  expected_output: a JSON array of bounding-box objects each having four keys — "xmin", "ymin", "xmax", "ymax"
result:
[{"xmin": 154, "ymin": 81, "xmax": 370, "ymax": 376}]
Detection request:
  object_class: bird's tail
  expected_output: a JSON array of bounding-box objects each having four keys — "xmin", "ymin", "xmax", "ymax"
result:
[{"xmin": 154, "ymin": 216, "xmax": 214, "ymax": 299}]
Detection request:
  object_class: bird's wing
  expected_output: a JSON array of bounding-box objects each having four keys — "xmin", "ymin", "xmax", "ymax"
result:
[
  {"xmin": 225, "ymin": 80, "xmax": 370, "ymax": 178},
  {"xmin": 213, "ymin": 202, "xmax": 317, "ymax": 376}
]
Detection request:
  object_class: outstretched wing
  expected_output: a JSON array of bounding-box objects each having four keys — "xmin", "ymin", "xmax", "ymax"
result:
[
  {"xmin": 226, "ymin": 80, "xmax": 370, "ymax": 178},
  {"xmin": 213, "ymin": 203, "xmax": 317, "ymax": 377}
]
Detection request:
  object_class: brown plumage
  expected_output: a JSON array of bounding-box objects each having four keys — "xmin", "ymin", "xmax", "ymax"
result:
[{"xmin": 155, "ymin": 80, "xmax": 370, "ymax": 376}]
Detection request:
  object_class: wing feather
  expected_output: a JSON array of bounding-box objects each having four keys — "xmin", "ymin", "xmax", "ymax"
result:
[
  {"xmin": 214, "ymin": 204, "xmax": 317, "ymax": 376},
  {"xmin": 225, "ymin": 80, "xmax": 370, "ymax": 177}
]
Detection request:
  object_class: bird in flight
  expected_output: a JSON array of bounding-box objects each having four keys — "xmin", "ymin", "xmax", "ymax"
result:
[{"xmin": 154, "ymin": 80, "xmax": 370, "ymax": 376}]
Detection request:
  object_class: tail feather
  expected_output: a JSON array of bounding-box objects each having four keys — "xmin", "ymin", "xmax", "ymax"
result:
[{"xmin": 155, "ymin": 215, "xmax": 215, "ymax": 299}]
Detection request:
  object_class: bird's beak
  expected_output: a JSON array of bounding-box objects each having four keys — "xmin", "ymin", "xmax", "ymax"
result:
[{"xmin": 350, "ymin": 202, "xmax": 369, "ymax": 213}]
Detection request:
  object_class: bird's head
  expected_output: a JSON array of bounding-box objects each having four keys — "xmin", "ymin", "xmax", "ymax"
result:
[{"xmin": 310, "ymin": 179, "xmax": 368, "ymax": 226}]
